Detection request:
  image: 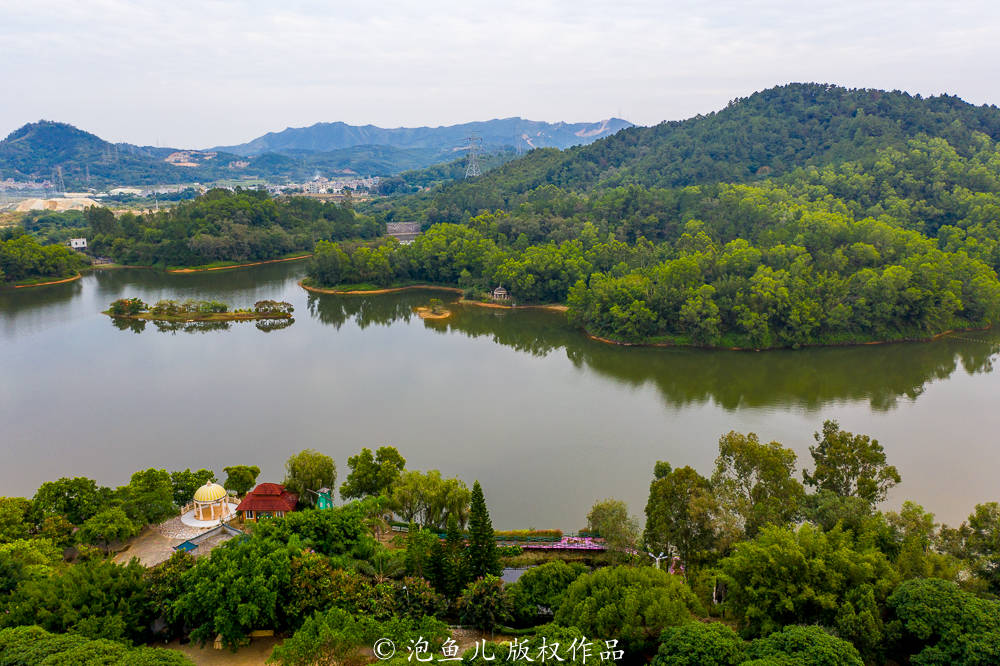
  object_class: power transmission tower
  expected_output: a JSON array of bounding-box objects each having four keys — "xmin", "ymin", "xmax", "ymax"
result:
[
  {"xmin": 464, "ymin": 135, "xmax": 482, "ymax": 178},
  {"xmin": 55, "ymin": 166, "xmax": 66, "ymax": 193}
]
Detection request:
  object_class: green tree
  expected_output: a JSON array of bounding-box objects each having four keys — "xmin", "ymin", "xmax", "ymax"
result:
[
  {"xmin": 120, "ymin": 468, "xmax": 175, "ymax": 525},
  {"xmin": 390, "ymin": 470, "xmax": 471, "ymax": 529},
  {"xmin": 466, "ymin": 481, "xmax": 501, "ymax": 580},
  {"xmin": 77, "ymin": 507, "xmax": 139, "ymax": 552},
  {"xmin": 887, "ymin": 577, "xmax": 1000, "ymax": 665},
  {"xmin": 173, "ymin": 536, "xmax": 296, "ymax": 649},
  {"xmin": 744, "ymin": 625, "xmax": 863, "ymax": 666},
  {"xmin": 0, "ymin": 497, "xmax": 32, "ymax": 543},
  {"xmin": 404, "ymin": 523, "xmax": 438, "ymax": 578},
  {"xmin": 962, "ymin": 502, "xmax": 1000, "ymax": 594},
  {"xmin": 587, "ymin": 498, "xmax": 640, "ymax": 562},
  {"xmin": 719, "ymin": 524, "xmax": 897, "ymax": 659},
  {"xmin": 222, "ymin": 465, "xmax": 261, "ymax": 496},
  {"xmin": 440, "ymin": 513, "xmax": 468, "ymax": 598},
  {"xmin": 144, "ymin": 551, "xmax": 196, "ymax": 639},
  {"xmin": 711, "ymin": 431, "xmax": 805, "ymax": 537},
  {"xmin": 555, "ymin": 565, "xmax": 703, "ymax": 653},
  {"xmin": 284, "ymin": 450, "xmax": 337, "ymax": 505},
  {"xmin": 457, "ymin": 575, "xmax": 512, "ymax": 633},
  {"xmin": 0, "ymin": 625, "xmax": 195, "ymax": 665},
  {"xmin": 269, "ymin": 608, "xmax": 450, "ymax": 666},
  {"xmin": 644, "ymin": 462, "xmax": 719, "ymax": 567},
  {"xmin": 32, "ymin": 477, "xmax": 112, "ymax": 525},
  {"xmin": 2, "ymin": 558, "xmax": 154, "ymax": 643},
  {"xmin": 506, "ymin": 560, "xmax": 587, "ymax": 615},
  {"xmin": 170, "ymin": 468, "xmax": 217, "ymax": 507},
  {"xmin": 339, "ymin": 446, "xmax": 406, "ymax": 500},
  {"xmin": 653, "ymin": 622, "xmax": 745, "ymax": 666},
  {"xmin": 803, "ymin": 420, "xmax": 900, "ymax": 507}
]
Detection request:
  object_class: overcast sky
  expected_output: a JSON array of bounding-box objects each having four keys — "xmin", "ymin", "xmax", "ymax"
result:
[{"xmin": 2, "ymin": 0, "xmax": 999, "ymax": 148}]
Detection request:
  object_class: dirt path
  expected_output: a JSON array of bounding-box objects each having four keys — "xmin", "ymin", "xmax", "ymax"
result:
[
  {"xmin": 168, "ymin": 255, "xmax": 311, "ymax": 274},
  {"xmin": 12, "ymin": 273, "xmax": 82, "ymax": 289}
]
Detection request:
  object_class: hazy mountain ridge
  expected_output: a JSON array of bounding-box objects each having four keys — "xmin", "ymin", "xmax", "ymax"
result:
[
  {"xmin": 0, "ymin": 117, "xmax": 631, "ymax": 188},
  {"xmin": 408, "ymin": 83, "xmax": 1000, "ymax": 203},
  {"xmin": 211, "ymin": 117, "xmax": 634, "ymax": 156}
]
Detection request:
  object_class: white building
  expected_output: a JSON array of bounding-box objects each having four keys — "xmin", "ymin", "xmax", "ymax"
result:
[{"xmin": 69, "ymin": 238, "xmax": 87, "ymax": 250}]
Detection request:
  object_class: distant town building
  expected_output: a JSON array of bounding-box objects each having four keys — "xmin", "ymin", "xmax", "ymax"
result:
[
  {"xmin": 236, "ymin": 482, "xmax": 298, "ymax": 521},
  {"xmin": 68, "ymin": 238, "xmax": 87, "ymax": 250}
]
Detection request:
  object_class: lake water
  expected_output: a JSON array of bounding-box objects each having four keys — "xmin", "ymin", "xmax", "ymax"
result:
[{"xmin": 3, "ymin": 260, "xmax": 1000, "ymax": 530}]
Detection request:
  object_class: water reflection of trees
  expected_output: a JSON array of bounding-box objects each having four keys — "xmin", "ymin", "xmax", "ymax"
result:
[
  {"xmin": 308, "ymin": 291, "xmax": 1000, "ymax": 412},
  {"xmin": 109, "ymin": 316, "xmax": 295, "ymax": 335},
  {"xmin": 307, "ymin": 292, "xmax": 420, "ymax": 330}
]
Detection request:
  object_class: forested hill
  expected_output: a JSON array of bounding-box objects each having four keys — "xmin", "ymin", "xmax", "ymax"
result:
[{"xmin": 385, "ymin": 83, "xmax": 1000, "ymax": 221}]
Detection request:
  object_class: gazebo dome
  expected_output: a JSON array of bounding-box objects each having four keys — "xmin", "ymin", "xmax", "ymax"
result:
[{"xmin": 193, "ymin": 482, "xmax": 227, "ymax": 503}]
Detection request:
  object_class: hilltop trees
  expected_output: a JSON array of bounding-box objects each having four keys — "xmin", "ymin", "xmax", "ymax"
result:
[
  {"xmin": 169, "ymin": 469, "xmax": 217, "ymax": 507},
  {"xmin": 803, "ymin": 419, "xmax": 901, "ymax": 507},
  {"xmin": 86, "ymin": 189, "xmax": 380, "ymax": 267},
  {"xmin": 340, "ymin": 446, "xmax": 406, "ymax": 500},
  {"xmin": 644, "ymin": 463, "xmax": 718, "ymax": 567},
  {"xmin": 389, "ymin": 470, "xmax": 470, "ymax": 529},
  {"xmin": 223, "ymin": 465, "xmax": 261, "ymax": 496},
  {"xmin": 284, "ymin": 450, "xmax": 337, "ymax": 505},
  {"xmin": 711, "ymin": 431, "xmax": 805, "ymax": 537},
  {"xmin": 586, "ymin": 498, "xmax": 640, "ymax": 562}
]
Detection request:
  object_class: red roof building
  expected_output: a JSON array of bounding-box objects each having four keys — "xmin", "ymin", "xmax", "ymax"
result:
[{"xmin": 236, "ymin": 483, "xmax": 299, "ymax": 521}]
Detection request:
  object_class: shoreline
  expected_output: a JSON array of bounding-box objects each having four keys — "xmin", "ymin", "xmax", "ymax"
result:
[
  {"xmin": 298, "ymin": 280, "xmax": 568, "ymax": 312},
  {"xmin": 11, "ymin": 272, "xmax": 82, "ymax": 289},
  {"xmin": 167, "ymin": 254, "xmax": 311, "ymax": 273},
  {"xmin": 582, "ymin": 325, "xmax": 993, "ymax": 352},
  {"xmin": 105, "ymin": 312, "xmax": 292, "ymax": 323},
  {"xmin": 299, "ymin": 280, "xmax": 464, "ymax": 295}
]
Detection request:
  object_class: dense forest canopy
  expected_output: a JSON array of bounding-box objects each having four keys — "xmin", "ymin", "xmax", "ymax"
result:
[
  {"xmin": 84, "ymin": 188, "xmax": 380, "ymax": 267},
  {"xmin": 374, "ymin": 83, "xmax": 1000, "ymax": 223},
  {"xmin": 313, "ymin": 131, "xmax": 1000, "ymax": 347}
]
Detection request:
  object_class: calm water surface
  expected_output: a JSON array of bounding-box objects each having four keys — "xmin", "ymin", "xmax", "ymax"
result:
[{"xmin": 3, "ymin": 261, "xmax": 1000, "ymax": 529}]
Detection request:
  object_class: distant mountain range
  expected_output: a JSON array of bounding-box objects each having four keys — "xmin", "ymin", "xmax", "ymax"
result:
[
  {"xmin": 0, "ymin": 117, "xmax": 632, "ymax": 189},
  {"xmin": 211, "ymin": 118, "xmax": 633, "ymax": 156}
]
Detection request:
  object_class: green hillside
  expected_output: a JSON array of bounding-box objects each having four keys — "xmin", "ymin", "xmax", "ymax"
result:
[
  {"xmin": 382, "ymin": 83, "xmax": 1000, "ymax": 223},
  {"xmin": 329, "ymin": 83, "xmax": 1000, "ymax": 348}
]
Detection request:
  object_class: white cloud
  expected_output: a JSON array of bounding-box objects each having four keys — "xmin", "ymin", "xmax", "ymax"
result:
[{"xmin": 1, "ymin": 0, "xmax": 998, "ymax": 147}]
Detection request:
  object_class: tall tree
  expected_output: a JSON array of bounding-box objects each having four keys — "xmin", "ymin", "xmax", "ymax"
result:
[
  {"xmin": 284, "ymin": 450, "xmax": 337, "ymax": 505},
  {"xmin": 587, "ymin": 498, "xmax": 639, "ymax": 563},
  {"xmin": 466, "ymin": 481, "xmax": 501, "ymax": 579},
  {"xmin": 711, "ymin": 431, "xmax": 804, "ymax": 537},
  {"xmin": 120, "ymin": 468, "xmax": 175, "ymax": 525},
  {"xmin": 644, "ymin": 462, "xmax": 718, "ymax": 567},
  {"xmin": 802, "ymin": 420, "xmax": 900, "ymax": 507},
  {"xmin": 404, "ymin": 523, "xmax": 438, "ymax": 578},
  {"xmin": 222, "ymin": 465, "xmax": 260, "ymax": 496},
  {"xmin": 440, "ymin": 514, "xmax": 467, "ymax": 598},
  {"xmin": 339, "ymin": 446, "xmax": 406, "ymax": 500}
]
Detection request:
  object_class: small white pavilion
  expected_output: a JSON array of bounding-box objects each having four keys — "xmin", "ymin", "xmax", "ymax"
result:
[{"xmin": 180, "ymin": 482, "xmax": 239, "ymax": 528}]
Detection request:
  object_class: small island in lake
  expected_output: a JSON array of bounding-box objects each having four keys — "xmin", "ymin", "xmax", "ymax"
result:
[
  {"xmin": 414, "ymin": 298, "xmax": 451, "ymax": 320},
  {"xmin": 104, "ymin": 297, "xmax": 294, "ymax": 322}
]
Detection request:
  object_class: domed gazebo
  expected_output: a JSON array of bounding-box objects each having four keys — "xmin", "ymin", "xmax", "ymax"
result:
[{"xmin": 193, "ymin": 482, "xmax": 231, "ymax": 522}]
